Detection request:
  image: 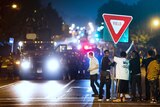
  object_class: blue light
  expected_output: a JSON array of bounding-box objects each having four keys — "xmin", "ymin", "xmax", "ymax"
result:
[{"xmin": 95, "ymin": 33, "xmax": 99, "ymax": 38}]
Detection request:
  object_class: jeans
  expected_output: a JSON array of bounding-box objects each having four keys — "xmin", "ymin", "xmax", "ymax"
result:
[
  {"xmin": 99, "ymin": 76, "xmax": 111, "ymax": 99},
  {"xmin": 149, "ymin": 79, "xmax": 158, "ymax": 100},
  {"xmin": 90, "ymin": 74, "xmax": 99, "ymax": 95},
  {"xmin": 131, "ymin": 74, "xmax": 142, "ymax": 99},
  {"xmin": 145, "ymin": 77, "xmax": 150, "ymax": 100}
]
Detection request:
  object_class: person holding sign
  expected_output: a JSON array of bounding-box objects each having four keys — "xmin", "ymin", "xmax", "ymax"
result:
[{"xmin": 113, "ymin": 51, "xmax": 130, "ymax": 102}]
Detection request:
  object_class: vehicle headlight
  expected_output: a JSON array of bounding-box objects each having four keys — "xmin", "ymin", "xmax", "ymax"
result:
[
  {"xmin": 20, "ymin": 60, "xmax": 31, "ymax": 70},
  {"xmin": 46, "ymin": 58, "xmax": 60, "ymax": 72}
]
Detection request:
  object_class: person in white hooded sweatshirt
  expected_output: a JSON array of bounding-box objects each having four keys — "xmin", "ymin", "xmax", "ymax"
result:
[{"xmin": 88, "ymin": 51, "xmax": 100, "ymax": 97}]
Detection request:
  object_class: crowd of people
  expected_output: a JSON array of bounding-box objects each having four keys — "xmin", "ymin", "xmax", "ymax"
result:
[
  {"xmin": 0, "ymin": 46, "xmax": 160, "ymax": 103},
  {"xmin": 87, "ymin": 49, "xmax": 160, "ymax": 103},
  {"xmin": 0, "ymin": 55, "xmax": 19, "ymax": 80}
]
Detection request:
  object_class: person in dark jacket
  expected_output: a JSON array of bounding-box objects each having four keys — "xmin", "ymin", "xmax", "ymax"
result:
[
  {"xmin": 98, "ymin": 50, "xmax": 114, "ymax": 101},
  {"xmin": 129, "ymin": 50, "xmax": 142, "ymax": 101}
]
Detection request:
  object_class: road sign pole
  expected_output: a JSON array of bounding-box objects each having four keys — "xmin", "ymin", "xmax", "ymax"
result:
[
  {"xmin": 9, "ymin": 38, "xmax": 14, "ymax": 53},
  {"xmin": 11, "ymin": 43, "xmax": 13, "ymax": 53},
  {"xmin": 111, "ymin": 44, "xmax": 116, "ymax": 100},
  {"xmin": 111, "ymin": 66, "xmax": 115, "ymax": 99}
]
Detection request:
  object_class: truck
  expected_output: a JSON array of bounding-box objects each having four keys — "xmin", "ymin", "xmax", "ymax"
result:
[{"xmin": 18, "ymin": 40, "xmax": 61, "ymax": 80}]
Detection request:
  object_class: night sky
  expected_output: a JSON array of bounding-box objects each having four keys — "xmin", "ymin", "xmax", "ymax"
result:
[{"xmin": 41, "ymin": 0, "xmax": 139, "ymax": 26}]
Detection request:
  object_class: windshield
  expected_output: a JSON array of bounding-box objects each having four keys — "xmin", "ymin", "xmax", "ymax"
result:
[{"xmin": 21, "ymin": 42, "xmax": 54, "ymax": 56}]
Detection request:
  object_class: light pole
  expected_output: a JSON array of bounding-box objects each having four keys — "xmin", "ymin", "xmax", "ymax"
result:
[{"xmin": 18, "ymin": 41, "xmax": 23, "ymax": 53}]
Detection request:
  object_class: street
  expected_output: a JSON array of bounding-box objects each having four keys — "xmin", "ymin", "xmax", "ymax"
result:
[
  {"xmin": 0, "ymin": 79, "xmax": 160, "ymax": 107},
  {"xmin": 1, "ymin": 0, "xmax": 160, "ymax": 106}
]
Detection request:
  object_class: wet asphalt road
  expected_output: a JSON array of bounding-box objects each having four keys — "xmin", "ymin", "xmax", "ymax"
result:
[{"xmin": 0, "ymin": 79, "xmax": 160, "ymax": 107}]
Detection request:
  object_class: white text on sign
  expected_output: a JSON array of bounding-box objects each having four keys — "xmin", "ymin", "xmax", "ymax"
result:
[{"xmin": 110, "ymin": 20, "xmax": 124, "ymax": 34}]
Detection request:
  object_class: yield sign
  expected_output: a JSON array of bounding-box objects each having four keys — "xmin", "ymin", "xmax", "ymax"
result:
[{"xmin": 102, "ymin": 13, "xmax": 133, "ymax": 44}]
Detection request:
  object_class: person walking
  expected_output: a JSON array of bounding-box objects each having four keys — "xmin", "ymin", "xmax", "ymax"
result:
[
  {"xmin": 98, "ymin": 50, "xmax": 114, "ymax": 101},
  {"xmin": 88, "ymin": 51, "xmax": 100, "ymax": 97}
]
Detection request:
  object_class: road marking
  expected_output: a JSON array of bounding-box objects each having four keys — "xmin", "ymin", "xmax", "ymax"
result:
[
  {"xmin": 45, "ymin": 80, "xmax": 75, "ymax": 99},
  {"xmin": 58, "ymin": 86, "xmax": 93, "ymax": 102},
  {"xmin": 0, "ymin": 80, "xmax": 75, "ymax": 101},
  {"xmin": 0, "ymin": 81, "xmax": 20, "ymax": 89},
  {"xmin": 66, "ymin": 86, "xmax": 90, "ymax": 93}
]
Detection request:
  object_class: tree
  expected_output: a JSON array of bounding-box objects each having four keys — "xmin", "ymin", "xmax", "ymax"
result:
[
  {"xmin": 0, "ymin": 0, "xmax": 64, "ymax": 41},
  {"xmin": 95, "ymin": 0, "xmax": 160, "ymax": 51},
  {"xmin": 36, "ymin": 3, "xmax": 63, "ymax": 40},
  {"xmin": 0, "ymin": 0, "xmax": 21, "ymax": 41},
  {"xmin": 96, "ymin": 0, "xmax": 133, "ymax": 26}
]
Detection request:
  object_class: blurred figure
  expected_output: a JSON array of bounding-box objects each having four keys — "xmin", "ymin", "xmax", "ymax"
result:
[
  {"xmin": 1, "ymin": 57, "xmax": 14, "ymax": 80},
  {"xmin": 129, "ymin": 50, "xmax": 142, "ymax": 101},
  {"xmin": 0, "ymin": 56, "xmax": 2, "ymax": 80},
  {"xmin": 60, "ymin": 53, "xmax": 70, "ymax": 80},
  {"xmin": 7, "ymin": 56, "xmax": 15, "ymax": 80},
  {"xmin": 88, "ymin": 51, "xmax": 100, "ymax": 97},
  {"xmin": 147, "ymin": 54, "xmax": 160, "ymax": 103},
  {"xmin": 142, "ymin": 50, "xmax": 155, "ymax": 101}
]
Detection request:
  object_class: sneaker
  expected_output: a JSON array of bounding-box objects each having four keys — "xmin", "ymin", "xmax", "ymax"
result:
[
  {"xmin": 98, "ymin": 99, "xmax": 103, "ymax": 101},
  {"xmin": 122, "ymin": 97, "xmax": 126, "ymax": 102},
  {"xmin": 150, "ymin": 100, "xmax": 157, "ymax": 104},
  {"xmin": 113, "ymin": 99, "xmax": 121, "ymax": 103},
  {"xmin": 106, "ymin": 99, "xmax": 110, "ymax": 102},
  {"xmin": 150, "ymin": 99, "xmax": 157, "ymax": 104}
]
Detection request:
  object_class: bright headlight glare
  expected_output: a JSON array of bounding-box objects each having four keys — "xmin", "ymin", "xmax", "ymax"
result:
[
  {"xmin": 46, "ymin": 58, "xmax": 60, "ymax": 72},
  {"xmin": 21, "ymin": 60, "xmax": 31, "ymax": 70}
]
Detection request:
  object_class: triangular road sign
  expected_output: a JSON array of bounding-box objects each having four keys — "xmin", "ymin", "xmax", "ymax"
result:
[{"xmin": 102, "ymin": 13, "xmax": 133, "ymax": 44}]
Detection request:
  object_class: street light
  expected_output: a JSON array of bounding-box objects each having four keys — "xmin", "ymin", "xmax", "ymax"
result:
[
  {"xmin": 150, "ymin": 17, "xmax": 160, "ymax": 33},
  {"xmin": 151, "ymin": 18, "xmax": 160, "ymax": 28},
  {"xmin": 18, "ymin": 41, "xmax": 23, "ymax": 53},
  {"xmin": 152, "ymin": 19, "xmax": 159, "ymax": 27},
  {"xmin": 12, "ymin": 4, "xmax": 18, "ymax": 9},
  {"xmin": 11, "ymin": 3, "xmax": 20, "ymax": 10}
]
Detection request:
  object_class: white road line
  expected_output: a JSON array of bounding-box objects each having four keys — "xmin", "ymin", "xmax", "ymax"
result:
[
  {"xmin": 83, "ymin": 94, "xmax": 90, "ymax": 101},
  {"xmin": 66, "ymin": 86, "xmax": 90, "ymax": 93},
  {"xmin": 61, "ymin": 80, "xmax": 75, "ymax": 90},
  {"xmin": 0, "ymin": 81, "xmax": 20, "ymax": 89},
  {"xmin": 58, "ymin": 86, "xmax": 91, "ymax": 101},
  {"xmin": 0, "ymin": 80, "xmax": 75, "ymax": 101},
  {"xmin": 45, "ymin": 80, "xmax": 75, "ymax": 99}
]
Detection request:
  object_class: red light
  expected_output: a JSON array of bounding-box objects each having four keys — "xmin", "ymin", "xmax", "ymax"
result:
[
  {"xmin": 84, "ymin": 45, "xmax": 92, "ymax": 50},
  {"xmin": 84, "ymin": 45, "xmax": 89, "ymax": 50}
]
